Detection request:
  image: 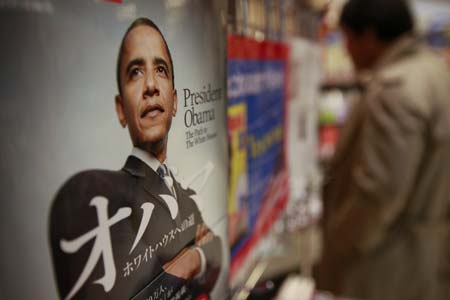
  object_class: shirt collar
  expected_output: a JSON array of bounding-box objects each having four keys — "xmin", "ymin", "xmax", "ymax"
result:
[
  {"xmin": 131, "ymin": 147, "xmax": 163, "ymax": 173},
  {"xmin": 376, "ymin": 34, "xmax": 420, "ymax": 69},
  {"xmin": 354, "ymin": 34, "xmax": 421, "ymax": 88}
]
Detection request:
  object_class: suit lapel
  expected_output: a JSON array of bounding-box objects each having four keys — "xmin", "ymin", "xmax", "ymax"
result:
[
  {"xmin": 164, "ymin": 171, "xmax": 183, "ymax": 225},
  {"xmin": 122, "ymin": 156, "xmax": 177, "ymax": 218}
]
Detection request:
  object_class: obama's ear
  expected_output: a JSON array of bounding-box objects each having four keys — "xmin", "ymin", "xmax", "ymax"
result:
[
  {"xmin": 115, "ymin": 95, "xmax": 127, "ymax": 128},
  {"xmin": 172, "ymin": 89, "xmax": 178, "ymax": 117}
]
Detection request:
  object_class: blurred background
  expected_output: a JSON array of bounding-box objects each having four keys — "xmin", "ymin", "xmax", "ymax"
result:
[
  {"xmin": 1, "ymin": 0, "xmax": 449, "ymax": 299},
  {"xmin": 227, "ymin": 0, "xmax": 450, "ymax": 299}
]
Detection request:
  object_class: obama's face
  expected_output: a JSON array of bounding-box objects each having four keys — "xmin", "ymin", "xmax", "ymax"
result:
[{"xmin": 115, "ymin": 25, "xmax": 177, "ymax": 154}]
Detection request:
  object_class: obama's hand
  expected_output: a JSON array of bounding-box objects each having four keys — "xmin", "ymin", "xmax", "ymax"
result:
[{"xmin": 163, "ymin": 248, "xmax": 201, "ymax": 280}]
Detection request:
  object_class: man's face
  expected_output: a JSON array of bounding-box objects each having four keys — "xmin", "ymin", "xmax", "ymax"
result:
[{"xmin": 116, "ymin": 25, "xmax": 177, "ymax": 150}]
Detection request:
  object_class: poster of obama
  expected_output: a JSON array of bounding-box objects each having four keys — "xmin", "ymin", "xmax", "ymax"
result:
[{"xmin": 49, "ymin": 15, "xmax": 228, "ymax": 300}]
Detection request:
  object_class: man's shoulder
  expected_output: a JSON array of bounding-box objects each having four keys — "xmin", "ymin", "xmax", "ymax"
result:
[
  {"xmin": 51, "ymin": 168, "xmax": 133, "ymax": 212},
  {"xmin": 374, "ymin": 46, "xmax": 449, "ymax": 116},
  {"xmin": 61, "ymin": 168, "xmax": 130, "ymax": 189},
  {"xmin": 378, "ymin": 45, "xmax": 447, "ymax": 86}
]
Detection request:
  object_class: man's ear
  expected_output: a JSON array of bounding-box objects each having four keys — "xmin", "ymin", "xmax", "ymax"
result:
[
  {"xmin": 172, "ymin": 89, "xmax": 178, "ymax": 117},
  {"xmin": 115, "ymin": 95, "xmax": 127, "ymax": 128}
]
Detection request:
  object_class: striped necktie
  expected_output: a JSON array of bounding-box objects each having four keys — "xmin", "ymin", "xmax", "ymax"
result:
[{"xmin": 157, "ymin": 164, "xmax": 175, "ymax": 197}]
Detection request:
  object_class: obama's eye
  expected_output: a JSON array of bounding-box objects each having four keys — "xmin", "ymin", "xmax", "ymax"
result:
[
  {"xmin": 156, "ymin": 66, "xmax": 168, "ymax": 77},
  {"xmin": 130, "ymin": 67, "xmax": 143, "ymax": 79}
]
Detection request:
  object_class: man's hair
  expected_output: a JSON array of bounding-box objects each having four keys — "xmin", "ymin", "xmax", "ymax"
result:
[
  {"xmin": 116, "ymin": 17, "xmax": 175, "ymax": 95},
  {"xmin": 340, "ymin": 0, "xmax": 414, "ymax": 42}
]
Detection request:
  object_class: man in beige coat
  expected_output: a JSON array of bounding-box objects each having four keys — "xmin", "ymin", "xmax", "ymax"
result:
[{"xmin": 317, "ymin": 0, "xmax": 450, "ymax": 299}]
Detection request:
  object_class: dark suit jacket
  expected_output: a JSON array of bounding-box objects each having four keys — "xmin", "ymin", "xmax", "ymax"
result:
[{"xmin": 49, "ymin": 156, "xmax": 222, "ymax": 300}]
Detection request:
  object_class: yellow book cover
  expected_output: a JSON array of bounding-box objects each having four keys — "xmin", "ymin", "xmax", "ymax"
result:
[{"xmin": 227, "ymin": 103, "xmax": 249, "ymax": 246}]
